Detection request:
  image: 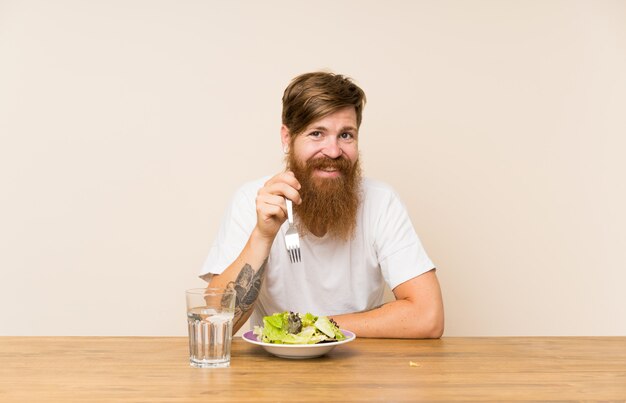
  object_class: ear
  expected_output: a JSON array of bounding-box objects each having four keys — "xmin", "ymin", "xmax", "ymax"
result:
[{"xmin": 280, "ymin": 125, "xmax": 291, "ymax": 150}]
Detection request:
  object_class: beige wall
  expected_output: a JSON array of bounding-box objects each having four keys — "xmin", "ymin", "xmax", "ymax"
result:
[{"xmin": 1, "ymin": 0, "xmax": 624, "ymax": 336}]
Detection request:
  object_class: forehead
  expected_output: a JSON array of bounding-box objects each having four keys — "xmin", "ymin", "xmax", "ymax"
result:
[{"xmin": 303, "ymin": 107, "xmax": 358, "ymax": 131}]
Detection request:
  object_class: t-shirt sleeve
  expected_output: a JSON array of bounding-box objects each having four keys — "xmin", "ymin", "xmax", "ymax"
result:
[
  {"xmin": 374, "ymin": 188, "xmax": 435, "ymax": 290},
  {"xmin": 198, "ymin": 184, "xmax": 258, "ymax": 280}
]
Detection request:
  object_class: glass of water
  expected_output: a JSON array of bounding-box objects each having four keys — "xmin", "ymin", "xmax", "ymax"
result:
[{"xmin": 185, "ymin": 288, "xmax": 236, "ymax": 368}]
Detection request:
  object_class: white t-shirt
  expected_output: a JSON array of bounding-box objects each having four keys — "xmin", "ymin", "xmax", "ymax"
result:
[{"xmin": 200, "ymin": 176, "xmax": 435, "ymax": 327}]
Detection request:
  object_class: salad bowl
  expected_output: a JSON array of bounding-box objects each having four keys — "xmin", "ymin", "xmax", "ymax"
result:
[{"xmin": 242, "ymin": 330, "xmax": 356, "ymax": 359}]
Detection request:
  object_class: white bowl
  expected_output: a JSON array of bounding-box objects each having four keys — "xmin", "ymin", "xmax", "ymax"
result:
[{"xmin": 242, "ymin": 329, "xmax": 356, "ymax": 359}]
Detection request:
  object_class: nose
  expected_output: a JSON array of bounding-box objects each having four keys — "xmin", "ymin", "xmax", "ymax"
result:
[{"xmin": 321, "ymin": 137, "xmax": 342, "ymax": 159}]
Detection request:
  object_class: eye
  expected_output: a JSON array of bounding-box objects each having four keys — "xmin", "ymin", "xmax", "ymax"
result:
[
  {"xmin": 339, "ymin": 132, "xmax": 354, "ymax": 140},
  {"xmin": 308, "ymin": 131, "xmax": 322, "ymax": 138}
]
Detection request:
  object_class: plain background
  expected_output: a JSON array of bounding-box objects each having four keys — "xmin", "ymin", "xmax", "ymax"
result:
[{"xmin": 1, "ymin": 0, "xmax": 625, "ymax": 336}]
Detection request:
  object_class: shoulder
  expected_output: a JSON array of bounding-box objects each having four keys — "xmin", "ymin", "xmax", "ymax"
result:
[
  {"xmin": 361, "ymin": 177, "xmax": 401, "ymax": 202},
  {"xmin": 233, "ymin": 175, "xmax": 272, "ymax": 200},
  {"xmin": 223, "ymin": 176, "xmax": 272, "ymax": 213},
  {"xmin": 360, "ymin": 177, "xmax": 410, "ymax": 220}
]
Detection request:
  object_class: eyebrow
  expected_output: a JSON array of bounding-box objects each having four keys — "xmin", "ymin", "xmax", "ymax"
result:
[{"xmin": 311, "ymin": 125, "xmax": 358, "ymax": 133}]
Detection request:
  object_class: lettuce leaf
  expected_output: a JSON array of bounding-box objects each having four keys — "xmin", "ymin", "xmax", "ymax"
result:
[{"xmin": 255, "ymin": 311, "xmax": 345, "ymax": 344}]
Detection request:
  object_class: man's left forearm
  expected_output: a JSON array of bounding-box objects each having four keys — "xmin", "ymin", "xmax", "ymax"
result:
[
  {"xmin": 332, "ymin": 298, "xmax": 444, "ymax": 339},
  {"xmin": 332, "ymin": 270, "xmax": 444, "ymax": 338}
]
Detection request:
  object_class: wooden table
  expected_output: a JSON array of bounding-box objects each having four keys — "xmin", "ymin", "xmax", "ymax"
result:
[{"xmin": 1, "ymin": 336, "xmax": 624, "ymax": 402}]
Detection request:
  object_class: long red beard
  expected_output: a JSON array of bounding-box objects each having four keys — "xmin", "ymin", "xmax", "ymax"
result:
[{"xmin": 287, "ymin": 153, "xmax": 362, "ymax": 241}]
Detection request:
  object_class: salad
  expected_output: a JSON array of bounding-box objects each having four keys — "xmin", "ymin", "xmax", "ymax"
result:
[{"xmin": 253, "ymin": 311, "xmax": 346, "ymax": 344}]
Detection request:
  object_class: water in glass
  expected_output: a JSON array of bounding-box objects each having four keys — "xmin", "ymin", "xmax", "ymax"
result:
[{"xmin": 187, "ymin": 306, "xmax": 234, "ymax": 368}]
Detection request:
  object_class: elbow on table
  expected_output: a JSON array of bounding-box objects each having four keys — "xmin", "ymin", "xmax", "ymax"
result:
[
  {"xmin": 419, "ymin": 311, "xmax": 444, "ymax": 339},
  {"xmin": 426, "ymin": 320, "xmax": 444, "ymax": 339}
]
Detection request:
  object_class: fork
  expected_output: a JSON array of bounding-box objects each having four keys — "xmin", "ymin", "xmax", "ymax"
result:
[{"xmin": 284, "ymin": 198, "xmax": 301, "ymax": 263}]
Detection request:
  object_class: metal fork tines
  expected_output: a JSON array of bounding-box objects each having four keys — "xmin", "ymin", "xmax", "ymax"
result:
[{"xmin": 284, "ymin": 198, "xmax": 301, "ymax": 263}]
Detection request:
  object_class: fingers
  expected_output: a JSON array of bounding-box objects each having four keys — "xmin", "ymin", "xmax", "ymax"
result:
[
  {"xmin": 256, "ymin": 193, "xmax": 289, "ymax": 220},
  {"xmin": 260, "ymin": 171, "xmax": 302, "ymax": 204},
  {"xmin": 253, "ymin": 171, "xmax": 302, "ymax": 239}
]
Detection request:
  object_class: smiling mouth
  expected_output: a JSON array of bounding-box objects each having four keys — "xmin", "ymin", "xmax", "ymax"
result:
[
  {"xmin": 314, "ymin": 168, "xmax": 342, "ymax": 177},
  {"xmin": 305, "ymin": 156, "xmax": 351, "ymax": 177}
]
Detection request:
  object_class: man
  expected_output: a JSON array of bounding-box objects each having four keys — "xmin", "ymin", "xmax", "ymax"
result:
[{"xmin": 200, "ymin": 72, "xmax": 444, "ymax": 338}]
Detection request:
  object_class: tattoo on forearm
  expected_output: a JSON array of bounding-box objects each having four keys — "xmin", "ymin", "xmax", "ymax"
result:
[{"xmin": 222, "ymin": 260, "xmax": 267, "ymax": 325}]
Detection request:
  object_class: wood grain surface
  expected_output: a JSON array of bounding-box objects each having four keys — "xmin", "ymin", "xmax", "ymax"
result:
[{"xmin": 0, "ymin": 336, "xmax": 624, "ymax": 402}]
